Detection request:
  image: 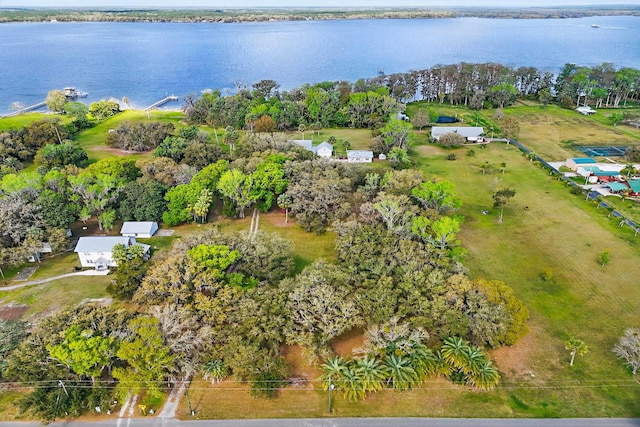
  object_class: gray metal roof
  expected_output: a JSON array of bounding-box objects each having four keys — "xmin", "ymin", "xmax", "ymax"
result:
[
  {"xmin": 316, "ymin": 141, "xmax": 334, "ymax": 151},
  {"xmin": 74, "ymin": 236, "xmax": 135, "ymax": 253},
  {"xmin": 120, "ymin": 221, "xmax": 158, "ymax": 234},
  {"xmin": 347, "ymin": 150, "xmax": 374, "ymax": 159},
  {"xmin": 290, "ymin": 140, "xmax": 313, "ymax": 151},
  {"xmin": 431, "ymin": 126, "xmax": 484, "ymax": 138}
]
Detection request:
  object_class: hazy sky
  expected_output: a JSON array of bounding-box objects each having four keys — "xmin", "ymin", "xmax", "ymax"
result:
[{"xmin": 3, "ymin": 0, "xmax": 640, "ymax": 7}]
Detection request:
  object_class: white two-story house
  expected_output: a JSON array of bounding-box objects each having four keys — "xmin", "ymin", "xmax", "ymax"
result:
[{"xmin": 74, "ymin": 236, "xmax": 150, "ymax": 270}]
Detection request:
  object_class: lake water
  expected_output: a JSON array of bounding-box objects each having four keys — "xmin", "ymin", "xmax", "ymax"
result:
[{"xmin": 0, "ymin": 15, "xmax": 639, "ymax": 114}]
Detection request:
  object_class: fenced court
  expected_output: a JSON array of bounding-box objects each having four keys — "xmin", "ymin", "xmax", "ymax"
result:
[{"xmin": 575, "ymin": 145, "xmax": 628, "ymax": 157}]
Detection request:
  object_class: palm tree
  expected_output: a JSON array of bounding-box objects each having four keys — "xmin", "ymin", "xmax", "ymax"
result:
[
  {"xmin": 565, "ymin": 338, "xmax": 588, "ymax": 366},
  {"xmin": 408, "ymin": 343, "xmax": 437, "ymax": 379},
  {"xmin": 384, "ymin": 354, "xmax": 418, "ymax": 391},
  {"xmin": 465, "ymin": 360, "xmax": 500, "ymax": 390},
  {"xmin": 355, "ymin": 356, "xmax": 387, "ymax": 394},
  {"xmin": 441, "ymin": 336, "xmax": 469, "ymax": 370},
  {"xmin": 319, "ymin": 356, "xmax": 348, "ymax": 391},
  {"xmin": 202, "ymin": 359, "xmax": 228, "ymax": 384},
  {"xmin": 340, "ymin": 365, "xmax": 365, "ymax": 402},
  {"xmin": 622, "ymin": 163, "xmax": 636, "ymax": 177},
  {"xmin": 461, "ymin": 345, "xmax": 488, "ymax": 376}
]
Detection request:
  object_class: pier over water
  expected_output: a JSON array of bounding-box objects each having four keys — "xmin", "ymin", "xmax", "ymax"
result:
[{"xmin": 144, "ymin": 95, "xmax": 179, "ymax": 111}]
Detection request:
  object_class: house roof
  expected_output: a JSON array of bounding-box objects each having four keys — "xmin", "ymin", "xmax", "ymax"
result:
[
  {"xmin": 347, "ymin": 150, "xmax": 374, "ymax": 159},
  {"xmin": 74, "ymin": 236, "xmax": 134, "ymax": 253},
  {"xmin": 608, "ymin": 182, "xmax": 628, "ymax": 192},
  {"xmin": 316, "ymin": 141, "xmax": 333, "ymax": 151},
  {"xmin": 121, "ymin": 221, "xmax": 157, "ymax": 235},
  {"xmin": 594, "ymin": 170, "xmax": 619, "ymax": 177},
  {"xmin": 571, "ymin": 157, "xmax": 597, "ymax": 164},
  {"xmin": 431, "ymin": 126, "xmax": 484, "ymax": 138},
  {"xmin": 628, "ymin": 180, "xmax": 640, "ymax": 193},
  {"xmin": 289, "ymin": 140, "xmax": 313, "ymax": 151}
]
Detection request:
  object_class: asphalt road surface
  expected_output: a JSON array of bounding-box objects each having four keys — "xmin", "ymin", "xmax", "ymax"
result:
[{"xmin": 2, "ymin": 418, "xmax": 640, "ymax": 427}]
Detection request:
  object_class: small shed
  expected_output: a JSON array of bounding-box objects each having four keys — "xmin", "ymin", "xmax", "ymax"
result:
[
  {"xmin": 576, "ymin": 106, "xmax": 596, "ymax": 115},
  {"xmin": 346, "ymin": 150, "xmax": 374, "ymax": 163},
  {"xmin": 566, "ymin": 157, "xmax": 597, "ymax": 171},
  {"xmin": 120, "ymin": 221, "xmax": 158, "ymax": 238}
]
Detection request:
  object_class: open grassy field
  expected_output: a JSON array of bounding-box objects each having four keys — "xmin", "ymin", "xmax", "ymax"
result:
[
  {"xmin": 0, "ymin": 112, "xmax": 72, "ymax": 131},
  {"xmin": 504, "ymin": 105, "xmax": 640, "ymax": 160},
  {"xmin": 417, "ymin": 142, "xmax": 640, "ymax": 416}
]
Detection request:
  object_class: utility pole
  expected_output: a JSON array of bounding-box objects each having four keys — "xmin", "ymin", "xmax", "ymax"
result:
[
  {"xmin": 185, "ymin": 379, "xmax": 195, "ymax": 416},
  {"xmin": 327, "ymin": 376, "xmax": 335, "ymax": 413}
]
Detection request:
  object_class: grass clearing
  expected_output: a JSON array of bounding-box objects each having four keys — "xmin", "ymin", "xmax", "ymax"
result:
[
  {"xmin": 0, "ymin": 275, "xmax": 109, "ymax": 320},
  {"xmin": 0, "ymin": 112, "xmax": 73, "ymax": 131},
  {"xmin": 505, "ymin": 105, "xmax": 640, "ymax": 160},
  {"xmin": 217, "ymin": 211, "xmax": 336, "ymax": 273},
  {"xmin": 74, "ymin": 110, "xmax": 185, "ymax": 162},
  {"xmin": 420, "ymin": 142, "xmax": 640, "ymax": 416}
]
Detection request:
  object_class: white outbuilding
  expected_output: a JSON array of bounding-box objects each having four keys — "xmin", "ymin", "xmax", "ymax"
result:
[
  {"xmin": 346, "ymin": 150, "xmax": 374, "ymax": 163},
  {"xmin": 431, "ymin": 126, "xmax": 484, "ymax": 142},
  {"xmin": 120, "ymin": 221, "xmax": 158, "ymax": 238}
]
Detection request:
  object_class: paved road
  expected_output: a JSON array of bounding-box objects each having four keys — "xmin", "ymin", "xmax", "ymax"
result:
[{"xmin": 2, "ymin": 418, "xmax": 640, "ymax": 427}]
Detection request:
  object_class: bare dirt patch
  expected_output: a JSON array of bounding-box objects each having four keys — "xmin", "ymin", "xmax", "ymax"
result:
[
  {"xmin": 0, "ymin": 303, "xmax": 28, "ymax": 320},
  {"xmin": 490, "ymin": 325, "xmax": 541, "ymax": 379},
  {"xmin": 331, "ymin": 327, "xmax": 365, "ymax": 357},
  {"xmin": 261, "ymin": 210, "xmax": 295, "ymax": 228},
  {"xmin": 280, "ymin": 344, "xmax": 321, "ymax": 388}
]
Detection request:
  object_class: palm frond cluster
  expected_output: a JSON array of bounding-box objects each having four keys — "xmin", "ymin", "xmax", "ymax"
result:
[{"xmin": 320, "ymin": 336, "xmax": 499, "ymax": 402}]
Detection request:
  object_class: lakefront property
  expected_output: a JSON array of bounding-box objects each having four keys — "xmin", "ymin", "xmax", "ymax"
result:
[{"xmin": 1, "ymin": 8, "xmax": 640, "ymax": 423}]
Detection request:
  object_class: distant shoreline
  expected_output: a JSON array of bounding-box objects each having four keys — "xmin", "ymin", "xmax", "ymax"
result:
[{"xmin": 1, "ymin": 6, "xmax": 640, "ymax": 24}]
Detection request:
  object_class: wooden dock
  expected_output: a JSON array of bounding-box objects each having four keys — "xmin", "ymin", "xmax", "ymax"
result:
[
  {"xmin": 1, "ymin": 101, "xmax": 46, "ymax": 119},
  {"xmin": 144, "ymin": 95, "xmax": 179, "ymax": 111}
]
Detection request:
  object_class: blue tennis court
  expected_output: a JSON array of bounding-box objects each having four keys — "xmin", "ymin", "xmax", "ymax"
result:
[{"xmin": 575, "ymin": 146, "xmax": 628, "ymax": 157}]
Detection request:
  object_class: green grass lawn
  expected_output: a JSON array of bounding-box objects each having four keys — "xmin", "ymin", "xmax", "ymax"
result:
[
  {"xmin": 0, "ymin": 113, "xmax": 72, "ymax": 131},
  {"xmin": 1, "ymin": 274, "xmax": 109, "ymax": 319},
  {"xmin": 216, "ymin": 211, "xmax": 336, "ymax": 273},
  {"xmin": 74, "ymin": 110, "xmax": 185, "ymax": 162},
  {"xmin": 417, "ymin": 141, "xmax": 640, "ymax": 416},
  {"xmin": 285, "ymin": 128, "xmax": 374, "ymax": 155}
]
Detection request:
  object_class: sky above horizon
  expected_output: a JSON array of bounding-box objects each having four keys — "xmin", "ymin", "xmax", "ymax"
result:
[{"xmin": 3, "ymin": 0, "xmax": 640, "ymax": 7}]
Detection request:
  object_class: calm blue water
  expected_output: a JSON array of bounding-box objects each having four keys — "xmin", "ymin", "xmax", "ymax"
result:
[{"xmin": 0, "ymin": 16, "xmax": 639, "ymax": 114}]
